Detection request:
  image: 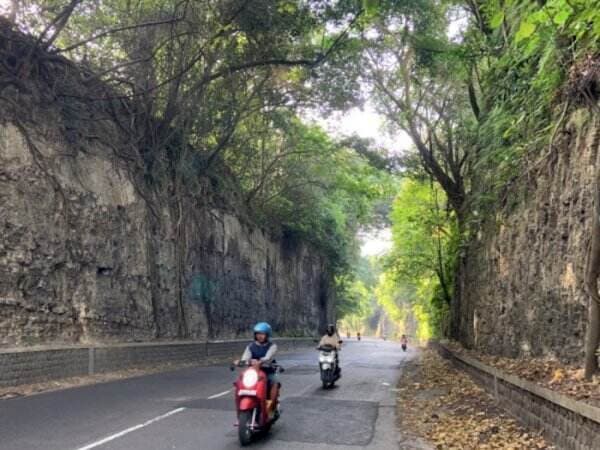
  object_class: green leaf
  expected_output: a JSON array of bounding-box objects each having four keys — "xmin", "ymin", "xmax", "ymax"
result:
[
  {"xmin": 515, "ymin": 20, "xmax": 536, "ymax": 43},
  {"xmin": 553, "ymin": 9, "xmax": 571, "ymax": 27},
  {"xmin": 490, "ymin": 11, "xmax": 505, "ymax": 29},
  {"xmin": 363, "ymin": 0, "xmax": 379, "ymax": 15},
  {"xmin": 522, "ymin": 34, "xmax": 541, "ymax": 58},
  {"xmin": 593, "ymin": 12, "xmax": 600, "ymax": 38}
]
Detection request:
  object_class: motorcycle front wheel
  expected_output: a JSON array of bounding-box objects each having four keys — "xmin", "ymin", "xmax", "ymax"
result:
[
  {"xmin": 321, "ymin": 369, "xmax": 333, "ymax": 389},
  {"xmin": 238, "ymin": 410, "xmax": 254, "ymax": 446}
]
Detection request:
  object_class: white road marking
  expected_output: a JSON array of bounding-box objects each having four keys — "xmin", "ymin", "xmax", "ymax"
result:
[
  {"xmin": 76, "ymin": 407, "xmax": 186, "ymax": 450},
  {"xmin": 207, "ymin": 389, "xmax": 231, "ymax": 399}
]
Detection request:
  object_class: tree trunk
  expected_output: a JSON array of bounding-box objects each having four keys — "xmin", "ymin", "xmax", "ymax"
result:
[
  {"xmin": 585, "ymin": 299, "xmax": 600, "ymax": 378},
  {"xmin": 584, "ymin": 142, "xmax": 600, "ymax": 378}
]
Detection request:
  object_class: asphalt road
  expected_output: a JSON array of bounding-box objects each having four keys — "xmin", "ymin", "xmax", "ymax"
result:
[{"xmin": 1, "ymin": 339, "xmax": 415, "ymax": 450}]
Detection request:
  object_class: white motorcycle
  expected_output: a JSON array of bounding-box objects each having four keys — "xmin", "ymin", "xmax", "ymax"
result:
[{"xmin": 317, "ymin": 343, "xmax": 341, "ymax": 389}]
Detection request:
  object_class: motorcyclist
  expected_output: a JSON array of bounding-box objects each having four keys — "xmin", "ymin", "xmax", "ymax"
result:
[
  {"xmin": 319, "ymin": 323, "xmax": 341, "ymax": 376},
  {"xmin": 236, "ymin": 322, "xmax": 279, "ymax": 414},
  {"xmin": 319, "ymin": 323, "xmax": 341, "ymax": 349}
]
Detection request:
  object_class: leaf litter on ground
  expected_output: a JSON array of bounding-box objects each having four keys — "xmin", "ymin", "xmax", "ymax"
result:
[{"xmin": 397, "ymin": 349, "xmax": 553, "ymax": 449}]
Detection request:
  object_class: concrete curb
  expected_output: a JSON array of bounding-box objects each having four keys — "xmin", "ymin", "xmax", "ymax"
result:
[{"xmin": 434, "ymin": 343, "xmax": 600, "ymax": 450}]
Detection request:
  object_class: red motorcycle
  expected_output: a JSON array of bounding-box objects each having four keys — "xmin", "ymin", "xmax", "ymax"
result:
[{"xmin": 231, "ymin": 361, "xmax": 283, "ymax": 446}]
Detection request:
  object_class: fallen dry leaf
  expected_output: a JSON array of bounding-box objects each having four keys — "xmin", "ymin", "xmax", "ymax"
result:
[{"xmin": 549, "ymin": 369, "xmax": 565, "ymax": 385}]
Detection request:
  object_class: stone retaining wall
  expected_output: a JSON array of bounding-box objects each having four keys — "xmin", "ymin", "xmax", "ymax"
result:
[
  {"xmin": 437, "ymin": 344, "xmax": 600, "ymax": 450},
  {"xmin": 0, "ymin": 338, "xmax": 312, "ymax": 388}
]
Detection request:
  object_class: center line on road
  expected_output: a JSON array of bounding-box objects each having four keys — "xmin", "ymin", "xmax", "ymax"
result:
[
  {"xmin": 75, "ymin": 407, "xmax": 186, "ymax": 450},
  {"xmin": 207, "ymin": 389, "xmax": 232, "ymax": 399}
]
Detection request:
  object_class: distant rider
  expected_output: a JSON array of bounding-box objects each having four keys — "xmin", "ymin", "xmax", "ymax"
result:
[
  {"xmin": 400, "ymin": 334, "xmax": 408, "ymax": 351},
  {"xmin": 236, "ymin": 322, "xmax": 279, "ymax": 414}
]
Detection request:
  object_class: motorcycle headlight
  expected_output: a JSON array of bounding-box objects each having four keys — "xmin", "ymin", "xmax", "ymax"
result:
[
  {"xmin": 242, "ymin": 369, "xmax": 259, "ymax": 388},
  {"xmin": 319, "ymin": 353, "xmax": 335, "ymax": 363}
]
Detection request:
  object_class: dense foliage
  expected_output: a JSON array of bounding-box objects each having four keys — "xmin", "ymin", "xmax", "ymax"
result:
[
  {"xmin": 466, "ymin": 0, "xmax": 600, "ymax": 212},
  {"xmin": 228, "ymin": 114, "xmax": 392, "ymax": 271},
  {"xmin": 374, "ymin": 179, "xmax": 453, "ymax": 340}
]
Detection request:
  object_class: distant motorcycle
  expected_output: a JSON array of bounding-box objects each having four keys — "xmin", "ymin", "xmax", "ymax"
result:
[
  {"xmin": 318, "ymin": 343, "xmax": 341, "ymax": 389},
  {"xmin": 231, "ymin": 361, "xmax": 284, "ymax": 446}
]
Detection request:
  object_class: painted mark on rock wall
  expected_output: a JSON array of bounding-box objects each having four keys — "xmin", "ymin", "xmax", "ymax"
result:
[{"xmin": 188, "ymin": 273, "xmax": 218, "ymax": 305}]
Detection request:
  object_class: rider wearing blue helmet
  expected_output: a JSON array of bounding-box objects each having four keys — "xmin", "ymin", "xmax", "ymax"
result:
[{"xmin": 238, "ymin": 322, "xmax": 279, "ymax": 413}]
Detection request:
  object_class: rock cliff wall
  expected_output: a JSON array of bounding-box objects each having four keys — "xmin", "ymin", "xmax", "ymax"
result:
[
  {"xmin": 456, "ymin": 110, "xmax": 599, "ymax": 363},
  {"xmin": 0, "ymin": 120, "xmax": 332, "ymax": 347}
]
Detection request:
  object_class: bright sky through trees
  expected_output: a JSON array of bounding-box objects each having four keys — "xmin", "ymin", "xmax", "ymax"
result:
[
  {"xmin": 359, "ymin": 228, "xmax": 392, "ymax": 257},
  {"xmin": 0, "ymin": 1, "xmax": 9, "ymax": 15},
  {"xmin": 312, "ymin": 105, "xmax": 405, "ymax": 260},
  {"xmin": 319, "ymin": 104, "xmax": 411, "ymax": 151}
]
